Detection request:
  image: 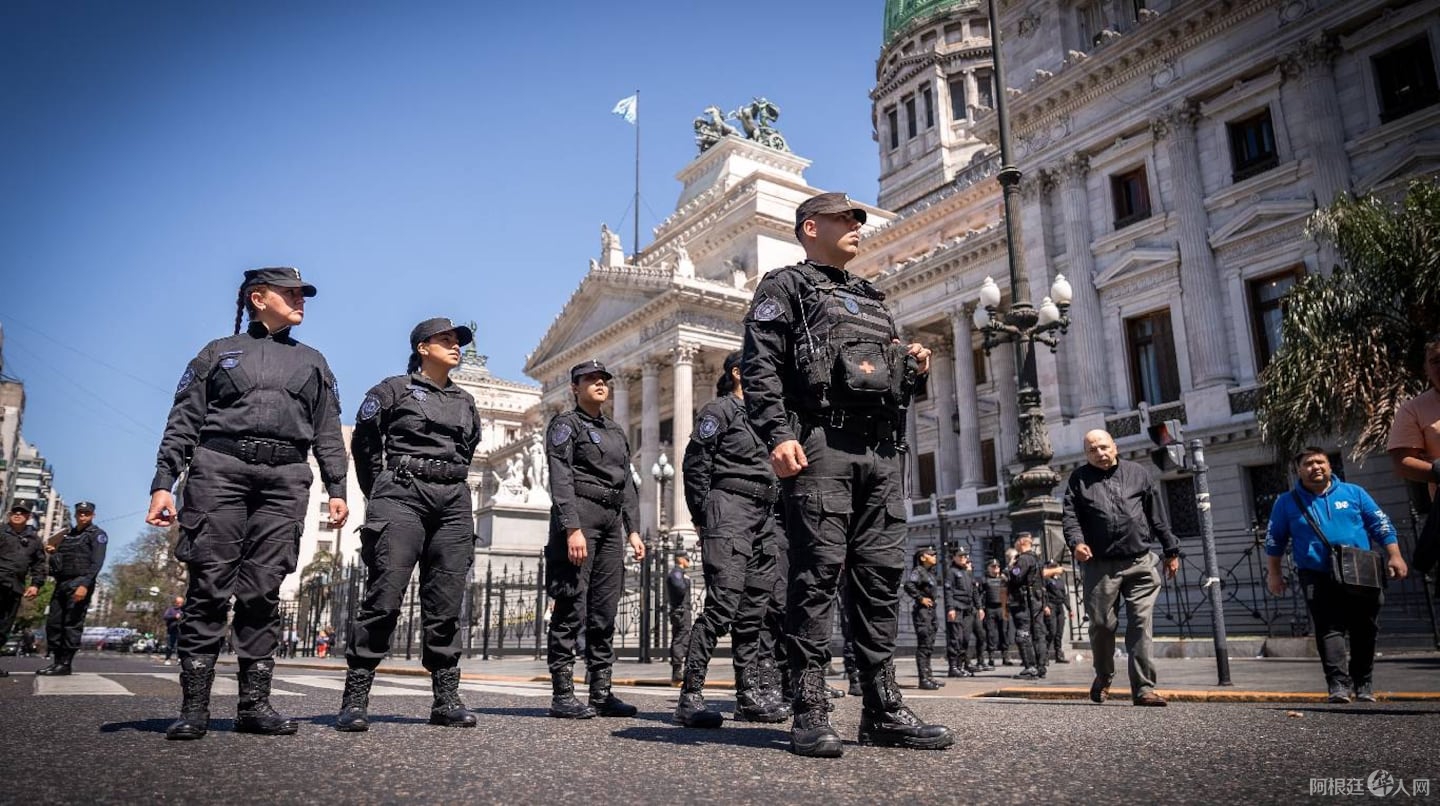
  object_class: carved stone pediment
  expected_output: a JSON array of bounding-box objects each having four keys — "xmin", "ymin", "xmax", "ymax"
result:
[
  {"xmin": 1208, "ymin": 199, "xmax": 1314, "ymax": 250},
  {"xmin": 1353, "ymin": 142, "xmax": 1440, "ymax": 196},
  {"xmin": 525, "ymin": 275, "xmax": 669, "ymax": 372},
  {"xmin": 1094, "ymin": 246, "xmax": 1180, "ymax": 292}
]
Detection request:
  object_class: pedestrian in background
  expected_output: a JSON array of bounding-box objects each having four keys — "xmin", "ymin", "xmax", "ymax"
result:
[
  {"xmin": 979, "ymin": 558, "xmax": 1005, "ymax": 669},
  {"xmin": 38, "ymin": 501, "xmax": 107, "ymax": 676},
  {"xmin": 1266, "ymin": 447, "xmax": 1407, "ymax": 703},
  {"xmin": 146, "ymin": 267, "xmax": 349, "ymax": 740},
  {"xmin": 666, "ymin": 551, "xmax": 692, "ymax": 684},
  {"xmin": 943, "ymin": 546, "xmax": 979, "ymax": 677},
  {"xmin": 543, "ymin": 360, "xmax": 644, "ymax": 720},
  {"xmin": 0, "ymin": 502, "xmax": 46, "ymax": 678},
  {"xmin": 1043, "ymin": 561, "xmax": 1070, "ymax": 663},
  {"xmin": 902, "ymin": 546, "xmax": 944, "ymax": 690},
  {"xmin": 161, "ymin": 596, "xmax": 184, "ymax": 666},
  {"xmin": 337, "ymin": 318, "xmax": 484, "ymax": 732}
]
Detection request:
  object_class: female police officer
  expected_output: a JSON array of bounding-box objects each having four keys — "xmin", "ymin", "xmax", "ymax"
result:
[
  {"xmin": 146, "ymin": 267, "xmax": 349, "ymax": 741},
  {"xmin": 335, "ymin": 318, "xmax": 482, "ymax": 732},
  {"xmin": 544, "ymin": 360, "xmax": 644, "ymax": 719},
  {"xmin": 673, "ymin": 351, "xmax": 789, "ymax": 728}
]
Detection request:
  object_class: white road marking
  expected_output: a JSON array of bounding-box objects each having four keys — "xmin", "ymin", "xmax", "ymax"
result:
[
  {"xmin": 34, "ymin": 674, "xmax": 132, "ymax": 696},
  {"xmin": 276, "ymin": 675, "xmax": 429, "ymax": 697}
]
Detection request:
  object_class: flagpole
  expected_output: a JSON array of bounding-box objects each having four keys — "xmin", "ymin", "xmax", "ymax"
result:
[{"xmin": 632, "ymin": 88, "xmax": 640, "ymax": 263}]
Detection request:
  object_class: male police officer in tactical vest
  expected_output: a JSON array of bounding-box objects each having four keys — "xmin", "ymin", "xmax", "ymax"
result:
[
  {"xmin": 0, "ymin": 502, "xmax": 46, "ymax": 678},
  {"xmin": 742, "ymin": 191, "xmax": 953, "ymax": 757},
  {"xmin": 39, "ymin": 501, "xmax": 108, "ymax": 675}
]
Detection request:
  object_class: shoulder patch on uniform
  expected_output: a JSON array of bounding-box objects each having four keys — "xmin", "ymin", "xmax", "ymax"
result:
[
  {"xmin": 409, "ymin": 386, "xmax": 428, "ymax": 402},
  {"xmin": 841, "ymin": 295, "xmax": 860, "ymax": 315},
  {"xmin": 359, "ymin": 394, "xmax": 381, "ymax": 421},
  {"xmin": 96, "ymin": 533, "xmax": 107, "ymax": 545},
  {"xmin": 751, "ymin": 296, "xmax": 782, "ymax": 322},
  {"xmin": 175, "ymin": 367, "xmax": 195, "ymax": 395},
  {"xmin": 697, "ymin": 415, "xmax": 721, "ymax": 440},
  {"xmin": 218, "ymin": 350, "xmax": 243, "ymax": 370},
  {"xmin": 588, "ymin": 429, "xmax": 602, "ymax": 444},
  {"xmin": 550, "ymin": 423, "xmax": 573, "ymax": 445},
  {"xmin": 330, "ymin": 379, "xmax": 341, "ymax": 407}
]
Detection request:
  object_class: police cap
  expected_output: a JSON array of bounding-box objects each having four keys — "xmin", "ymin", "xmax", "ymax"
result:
[
  {"xmin": 674, "ymin": 550, "xmax": 690, "ymax": 561},
  {"xmin": 75, "ymin": 501, "xmax": 96, "ymax": 514},
  {"xmin": 952, "ymin": 545, "xmax": 970, "ymax": 557},
  {"xmin": 986, "ymin": 558, "xmax": 1000, "ymax": 567},
  {"xmin": 795, "ymin": 192, "xmax": 867, "ymax": 231},
  {"xmin": 410, "ymin": 317, "xmax": 474, "ymax": 350},
  {"xmin": 242, "ymin": 267, "xmax": 317, "ymax": 298},
  {"xmin": 570, "ymin": 359, "xmax": 613, "ymax": 383},
  {"xmin": 9, "ymin": 500, "xmax": 32, "ymax": 515}
]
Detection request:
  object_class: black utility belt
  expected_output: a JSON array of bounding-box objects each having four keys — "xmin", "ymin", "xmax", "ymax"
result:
[
  {"xmin": 574, "ymin": 482, "xmax": 624, "ymax": 508},
  {"xmin": 390, "ymin": 456, "xmax": 469, "ymax": 483},
  {"xmin": 712, "ymin": 477, "xmax": 780, "ymax": 504},
  {"xmin": 800, "ymin": 409, "xmax": 897, "ymax": 443},
  {"xmin": 202, "ymin": 437, "xmax": 306, "ymax": 466}
]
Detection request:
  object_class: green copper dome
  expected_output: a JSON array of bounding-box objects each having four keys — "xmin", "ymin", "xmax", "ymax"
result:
[{"xmin": 883, "ymin": 0, "xmax": 975, "ymax": 44}]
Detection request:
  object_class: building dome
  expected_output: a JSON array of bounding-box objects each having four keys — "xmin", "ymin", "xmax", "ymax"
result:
[{"xmin": 883, "ymin": 0, "xmax": 977, "ymax": 44}]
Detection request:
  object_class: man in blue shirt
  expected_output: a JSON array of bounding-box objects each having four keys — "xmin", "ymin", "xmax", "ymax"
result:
[{"xmin": 1265, "ymin": 447, "xmax": 1408, "ymax": 703}]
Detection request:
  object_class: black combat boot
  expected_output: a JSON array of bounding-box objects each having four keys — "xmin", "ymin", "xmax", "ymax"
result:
[
  {"xmin": 1055, "ymin": 647, "xmax": 1070, "ymax": 663},
  {"xmin": 36, "ymin": 651, "xmax": 73, "ymax": 676},
  {"xmin": 588, "ymin": 667, "xmax": 637, "ymax": 717},
  {"xmin": 984, "ymin": 653, "xmax": 996, "ymax": 670},
  {"xmin": 789, "ymin": 669, "xmax": 843, "ymax": 758},
  {"xmin": 235, "ymin": 658, "xmax": 298, "ymax": 735},
  {"xmin": 334, "ymin": 667, "xmax": 375, "ymax": 732},
  {"xmin": 917, "ymin": 659, "xmax": 941, "ymax": 690},
  {"xmin": 428, "ymin": 667, "xmax": 477, "ymax": 727},
  {"xmin": 1001, "ymin": 649, "xmax": 1014, "ymax": 666},
  {"xmin": 735, "ymin": 665, "xmax": 788, "ymax": 723},
  {"xmin": 842, "ymin": 657, "xmax": 859, "ymax": 698},
  {"xmin": 947, "ymin": 662, "xmax": 965, "ymax": 678},
  {"xmin": 165, "ymin": 655, "xmax": 217, "ymax": 741},
  {"xmin": 670, "ymin": 662, "xmax": 683, "ymax": 685},
  {"xmin": 755, "ymin": 657, "xmax": 792, "ymax": 719},
  {"xmin": 672, "ymin": 660, "xmax": 723, "ymax": 728},
  {"xmin": 857, "ymin": 662, "xmax": 954, "ymax": 750},
  {"xmin": 548, "ymin": 668, "xmax": 596, "ymax": 719}
]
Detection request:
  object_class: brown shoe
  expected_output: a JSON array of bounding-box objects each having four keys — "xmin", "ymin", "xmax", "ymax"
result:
[
  {"xmin": 1133, "ymin": 692, "xmax": 1168, "ymax": 707},
  {"xmin": 1089, "ymin": 676, "xmax": 1111, "ymax": 704}
]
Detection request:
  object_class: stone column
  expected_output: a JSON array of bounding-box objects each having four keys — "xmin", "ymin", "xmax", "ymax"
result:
[
  {"xmin": 1020, "ymin": 169, "xmax": 1063, "ymax": 420},
  {"xmin": 929, "ymin": 336, "xmax": 961, "ymax": 496},
  {"xmin": 965, "ymin": 71, "xmax": 979, "ymax": 118},
  {"xmin": 640, "ymin": 360, "xmax": 661, "ymax": 536},
  {"xmin": 1154, "ymin": 102, "xmax": 1235, "ymax": 389},
  {"xmin": 670, "ymin": 344, "xmax": 697, "ymax": 538},
  {"xmin": 950, "ymin": 308, "xmax": 984, "ymax": 490},
  {"xmin": 611, "ymin": 366, "xmax": 631, "ymax": 442},
  {"xmin": 994, "ymin": 343, "xmax": 1018, "ymax": 479},
  {"xmin": 1057, "ymin": 153, "xmax": 1111, "ymax": 414},
  {"xmin": 1283, "ymin": 35, "xmax": 1349, "ymax": 207}
]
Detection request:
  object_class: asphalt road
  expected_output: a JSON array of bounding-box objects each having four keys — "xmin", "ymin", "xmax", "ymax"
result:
[{"xmin": 2, "ymin": 654, "xmax": 1436, "ymax": 805}]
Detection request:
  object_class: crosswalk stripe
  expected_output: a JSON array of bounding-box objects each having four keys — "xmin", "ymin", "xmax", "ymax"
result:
[
  {"xmin": 35, "ymin": 675, "xmax": 132, "ymax": 696},
  {"xmin": 275, "ymin": 675, "xmax": 429, "ymax": 697}
]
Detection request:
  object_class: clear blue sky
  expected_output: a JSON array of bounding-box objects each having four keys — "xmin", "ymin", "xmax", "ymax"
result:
[{"xmin": 0, "ymin": 0, "xmax": 891, "ymax": 558}]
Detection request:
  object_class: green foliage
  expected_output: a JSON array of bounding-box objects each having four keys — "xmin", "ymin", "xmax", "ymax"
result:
[
  {"xmin": 13, "ymin": 578, "xmax": 54, "ymax": 629},
  {"xmin": 99, "ymin": 525, "xmax": 187, "ymax": 634},
  {"xmin": 1258, "ymin": 179, "xmax": 1440, "ymax": 459}
]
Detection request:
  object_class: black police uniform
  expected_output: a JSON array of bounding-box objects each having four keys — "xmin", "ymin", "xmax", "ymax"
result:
[
  {"xmin": 1007, "ymin": 552, "xmax": 1049, "ymax": 677},
  {"xmin": 674, "ymin": 394, "xmax": 788, "ymax": 726},
  {"xmin": 544, "ymin": 368, "xmax": 641, "ymax": 717},
  {"xmin": 42, "ymin": 521, "xmax": 108, "ymax": 671},
  {"xmin": 743, "ymin": 253, "xmax": 950, "ymax": 754},
  {"xmin": 349, "ymin": 373, "xmax": 480, "ymax": 665},
  {"xmin": 0, "ymin": 522, "xmax": 46, "ymax": 675},
  {"xmin": 1044, "ymin": 573, "xmax": 1069, "ymax": 662},
  {"xmin": 666, "ymin": 560, "xmax": 691, "ymax": 674},
  {"xmin": 944, "ymin": 560, "xmax": 979, "ymax": 675},
  {"xmin": 980, "ymin": 570, "xmax": 1007, "ymax": 666},
  {"xmin": 902, "ymin": 559, "xmax": 942, "ymax": 688}
]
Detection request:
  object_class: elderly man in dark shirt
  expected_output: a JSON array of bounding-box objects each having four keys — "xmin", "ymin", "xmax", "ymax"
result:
[{"xmin": 1062, "ymin": 429, "xmax": 1180, "ymax": 707}]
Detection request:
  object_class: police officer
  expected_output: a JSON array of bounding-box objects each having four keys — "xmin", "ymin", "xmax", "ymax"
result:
[
  {"xmin": 944, "ymin": 546, "xmax": 980, "ymax": 677},
  {"xmin": 0, "ymin": 503, "xmax": 46, "ymax": 678},
  {"xmin": 146, "ymin": 267, "xmax": 349, "ymax": 740},
  {"xmin": 38, "ymin": 500, "xmax": 108, "ymax": 676},
  {"xmin": 1043, "ymin": 560, "xmax": 1070, "ymax": 663},
  {"xmin": 666, "ymin": 551, "xmax": 692, "ymax": 684},
  {"xmin": 673, "ymin": 351, "xmax": 789, "ymax": 728},
  {"xmin": 335, "ymin": 318, "xmax": 483, "ymax": 732},
  {"xmin": 544, "ymin": 359, "xmax": 644, "ymax": 720},
  {"xmin": 902, "ymin": 546, "xmax": 944, "ymax": 690},
  {"xmin": 980, "ymin": 558, "xmax": 1006, "ymax": 670},
  {"xmin": 742, "ymin": 191, "xmax": 952, "ymax": 757},
  {"xmin": 1007, "ymin": 533, "xmax": 1063, "ymax": 679}
]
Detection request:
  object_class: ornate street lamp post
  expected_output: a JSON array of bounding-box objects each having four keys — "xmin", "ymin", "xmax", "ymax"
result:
[{"xmin": 973, "ymin": 0, "xmax": 1076, "ymax": 556}]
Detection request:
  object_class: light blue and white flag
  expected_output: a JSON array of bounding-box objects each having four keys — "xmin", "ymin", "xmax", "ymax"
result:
[{"xmin": 612, "ymin": 94, "xmax": 637, "ymax": 124}]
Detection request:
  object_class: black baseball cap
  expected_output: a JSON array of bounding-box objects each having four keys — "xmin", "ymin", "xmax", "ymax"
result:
[
  {"xmin": 410, "ymin": 317, "xmax": 474, "ymax": 350},
  {"xmin": 953, "ymin": 545, "xmax": 970, "ymax": 557},
  {"xmin": 75, "ymin": 501, "xmax": 96, "ymax": 514},
  {"xmin": 9, "ymin": 501, "xmax": 32, "ymax": 514},
  {"xmin": 986, "ymin": 558, "xmax": 1000, "ymax": 567},
  {"xmin": 570, "ymin": 359, "xmax": 613, "ymax": 383},
  {"xmin": 795, "ymin": 192, "xmax": 867, "ymax": 231},
  {"xmin": 242, "ymin": 267, "xmax": 317, "ymax": 298},
  {"xmin": 674, "ymin": 550, "xmax": 690, "ymax": 561}
]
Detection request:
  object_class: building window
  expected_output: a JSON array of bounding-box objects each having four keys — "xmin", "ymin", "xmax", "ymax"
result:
[
  {"xmin": 1110, "ymin": 166, "xmax": 1152, "ymax": 230},
  {"xmin": 944, "ymin": 23, "xmax": 964, "ymax": 43},
  {"xmin": 1245, "ymin": 463, "xmax": 1291, "ymax": 527},
  {"xmin": 1078, "ymin": 3, "xmax": 1104, "ymax": 48},
  {"xmin": 904, "ymin": 95, "xmax": 918, "ymax": 139},
  {"xmin": 1126, "ymin": 309, "xmax": 1180, "ymax": 406},
  {"xmin": 505, "ymin": 427, "xmax": 517, "ymax": 442},
  {"xmin": 920, "ymin": 31, "xmax": 937, "ymax": 51},
  {"xmin": 887, "ymin": 106, "xmax": 900, "ymax": 149},
  {"xmin": 1228, "ymin": 108, "xmax": 1278, "ymax": 182},
  {"xmin": 973, "ymin": 346, "xmax": 988, "ymax": 385},
  {"xmin": 917, "ymin": 452, "xmax": 937, "ymax": 498},
  {"xmin": 1374, "ymin": 36, "xmax": 1440, "ymax": 123},
  {"xmin": 1163, "ymin": 477, "xmax": 1199, "ymax": 538},
  {"xmin": 980, "ymin": 438, "xmax": 998, "ymax": 488},
  {"xmin": 1249, "ymin": 267, "xmax": 1303, "ymax": 371},
  {"xmin": 948, "ymin": 76, "xmax": 968, "ymax": 121},
  {"xmin": 922, "ymin": 85, "xmax": 935, "ymax": 129},
  {"xmin": 317, "ymin": 540, "xmax": 332, "ymax": 554},
  {"xmin": 975, "ymin": 69, "xmax": 994, "ymax": 109},
  {"xmin": 317, "ymin": 501, "xmax": 330, "ymax": 514}
]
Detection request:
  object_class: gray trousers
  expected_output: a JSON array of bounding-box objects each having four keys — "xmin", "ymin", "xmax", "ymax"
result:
[{"xmin": 1081, "ymin": 552, "xmax": 1161, "ymax": 698}]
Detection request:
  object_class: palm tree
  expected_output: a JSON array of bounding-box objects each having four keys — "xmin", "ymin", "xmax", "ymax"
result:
[{"xmin": 1258, "ymin": 178, "xmax": 1440, "ymax": 460}]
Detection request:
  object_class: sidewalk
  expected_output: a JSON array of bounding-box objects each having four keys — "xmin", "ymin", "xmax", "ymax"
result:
[{"xmin": 235, "ymin": 649, "xmax": 1440, "ymax": 703}]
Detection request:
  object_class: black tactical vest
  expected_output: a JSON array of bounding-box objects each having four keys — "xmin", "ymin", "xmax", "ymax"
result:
[
  {"xmin": 55, "ymin": 530, "xmax": 93, "ymax": 578},
  {"xmin": 794, "ymin": 264, "xmax": 913, "ymax": 412}
]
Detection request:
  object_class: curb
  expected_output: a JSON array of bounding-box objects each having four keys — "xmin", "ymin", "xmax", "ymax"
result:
[{"xmin": 977, "ymin": 687, "xmax": 1440, "ymax": 703}]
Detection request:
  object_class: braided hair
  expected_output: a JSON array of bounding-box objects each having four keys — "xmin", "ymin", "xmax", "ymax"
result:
[
  {"xmin": 715, "ymin": 349, "xmax": 743, "ymax": 397},
  {"xmin": 407, "ymin": 350, "xmax": 423, "ymax": 374},
  {"xmin": 233, "ymin": 275, "xmax": 261, "ymax": 334}
]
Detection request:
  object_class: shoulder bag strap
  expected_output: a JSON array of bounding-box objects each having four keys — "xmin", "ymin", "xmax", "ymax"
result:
[{"xmin": 1291, "ymin": 490, "xmax": 1335, "ymax": 556}]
